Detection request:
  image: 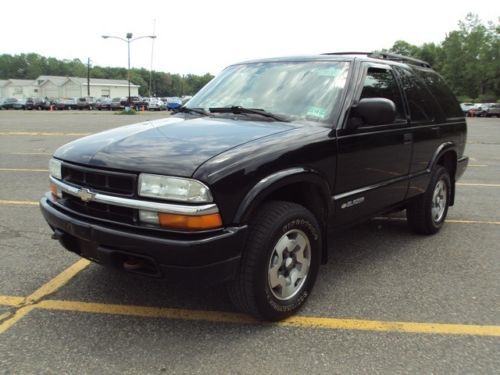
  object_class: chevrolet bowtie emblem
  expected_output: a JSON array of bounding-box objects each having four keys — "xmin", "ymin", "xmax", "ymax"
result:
[{"xmin": 77, "ymin": 188, "xmax": 95, "ymax": 202}]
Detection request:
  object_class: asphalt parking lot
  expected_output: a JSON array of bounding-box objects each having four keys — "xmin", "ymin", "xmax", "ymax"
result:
[{"xmin": 0, "ymin": 111, "xmax": 499, "ymax": 374}]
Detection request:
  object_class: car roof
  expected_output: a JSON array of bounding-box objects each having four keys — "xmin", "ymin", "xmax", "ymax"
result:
[{"xmin": 234, "ymin": 51, "xmax": 433, "ymax": 70}]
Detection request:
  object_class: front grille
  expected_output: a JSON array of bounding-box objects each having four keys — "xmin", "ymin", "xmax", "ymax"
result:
[
  {"xmin": 61, "ymin": 163, "xmax": 136, "ymax": 196},
  {"xmin": 62, "ymin": 193, "xmax": 137, "ymax": 224}
]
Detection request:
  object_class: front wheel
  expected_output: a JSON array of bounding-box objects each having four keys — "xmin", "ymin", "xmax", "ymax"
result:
[
  {"xmin": 227, "ymin": 201, "xmax": 321, "ymax": 321},
  {"xmin": 407, "ymin": 166, "xmax": 451, "ymax": 234}
]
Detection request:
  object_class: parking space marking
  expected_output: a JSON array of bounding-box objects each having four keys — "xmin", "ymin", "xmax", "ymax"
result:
[
  {"xmin": 374, "ymin": 217, "xmax": 500, "ymax": 225},
  {"xmin": 0, "ymin": 306, "xmax": 35, "ymax": 334},
  {"xmin": 0, "ymin": 200, "xmax": 39, "ymax": 206},
  {"xmin": 0, "ymin": 296, "xmax": 498, "ymax": 337},
  {"xmin": 468, "ymin": 164, "xmax": 488, "ymax": 167},
  {"xmin": 0, "ymin": 168, "xmax": 48, "ymax": 172},
  {"xmin": 0, "ymin": 296, "xmax": 24, "ymax": 307},
  {"xmin": 0, "ymin": 259, "xmax": 90, "ymax": 334},
  {"xmin": 0, "ymin": 131, "xmax": 91, "ymax": 136},
  {"xmin": 457, "ymin": 182, "xmax": 500, "ymax": 187},
  {"xmin": 0, "ymin": 152, "xmax": 51, "ymax": 155},
  {"xmin": 26, "ymin": 259, "xmax": 91, "ymax": 303}
]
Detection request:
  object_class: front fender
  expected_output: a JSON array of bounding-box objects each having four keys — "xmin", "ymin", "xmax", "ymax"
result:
[{"xmin": 233, "ymin": 167, "xmax": 331, "ymax": 224}]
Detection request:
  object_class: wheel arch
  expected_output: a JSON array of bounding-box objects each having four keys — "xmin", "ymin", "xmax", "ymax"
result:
[{"xmin": 233, "ymin": 168, "xmax": 331, "ymax": 264}]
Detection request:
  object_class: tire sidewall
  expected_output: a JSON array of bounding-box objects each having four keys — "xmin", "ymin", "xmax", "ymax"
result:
[
  {"xmin": 253, "ymin": 210, "xmax": 321, "ymax": 320},
  {"xmin": 426, "ymin": 167, "xmax": 451, "ymax": 231}
]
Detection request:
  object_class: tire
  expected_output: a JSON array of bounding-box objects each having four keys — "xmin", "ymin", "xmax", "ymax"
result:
[
  {"xmin": 406, "ymin": 166, "xmax": 451, "ymax": 235},
  {"xmin": 227, "ymin": 201, "xmax": 321, "ymax": 321}
]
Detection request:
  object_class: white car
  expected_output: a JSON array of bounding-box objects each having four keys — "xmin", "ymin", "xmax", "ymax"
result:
[{"xmin": 148, "ymin": 98, "xmax": 165, "ymax": 111}]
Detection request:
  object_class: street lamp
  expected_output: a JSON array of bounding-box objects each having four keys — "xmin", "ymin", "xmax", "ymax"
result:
[{"xmin": 102, "ymin": 33, "xmax": 156, "ymax": 104}]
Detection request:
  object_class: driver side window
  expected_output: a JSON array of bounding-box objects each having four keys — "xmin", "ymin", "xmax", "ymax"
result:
[{"xmin": 360, "ymin": 67, "xmax": 406, "ymax": 122}]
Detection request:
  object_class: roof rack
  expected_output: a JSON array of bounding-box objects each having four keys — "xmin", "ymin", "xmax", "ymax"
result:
[
  {"xmin": 322, "ymin": 52, "xmax": 370, "ymax": 56},
  {"xmin": 321, "ymin": 51, "xmax": 431, "ymax": 68},
  {"xmin": 368, "ymin": 51, "xmax": 432, "ymax": 68}
]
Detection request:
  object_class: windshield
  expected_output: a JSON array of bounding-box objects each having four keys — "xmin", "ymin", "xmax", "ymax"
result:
[{"xmin": 187, "ymin": 61, "xmax": 350, "ymax": 124}]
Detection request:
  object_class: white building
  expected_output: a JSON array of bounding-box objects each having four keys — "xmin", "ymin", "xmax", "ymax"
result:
[
  {"xmin": 1, "ymin": 79, "xmax": 39, "ymax": 99},
  {"xmin": 1, "ymin": 76, "xmax": 139, "ymax": 99}
]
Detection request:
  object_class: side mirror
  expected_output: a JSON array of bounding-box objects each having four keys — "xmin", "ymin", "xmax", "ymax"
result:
[{"xmin": 349, "ymin": 98, "xmax": 396, "ymax": 127}]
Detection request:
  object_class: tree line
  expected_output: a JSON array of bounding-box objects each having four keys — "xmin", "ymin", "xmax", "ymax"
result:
[
  {"xmin": 387, "ymin": 14, "xmax": 499, "ymax": 102},
  {"xmin": 1, "ymin": 14, "xmax": 498, "ymax": 101},
  {"xmin": 0, "ymin": 54, "xmax": 213, "ymax": 98}
]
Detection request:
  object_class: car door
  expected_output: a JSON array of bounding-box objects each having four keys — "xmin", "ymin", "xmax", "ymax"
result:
[{"xmin": 333, "ymin": 63, "xmax": 412, "ymax": 226}]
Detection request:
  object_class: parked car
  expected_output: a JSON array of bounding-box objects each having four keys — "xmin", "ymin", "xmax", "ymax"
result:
[
  {"xmin": 41, "ymin": 52, "xmax": 468, "ymax": 321},
  {"xmin": 111, "ymin": 97, "xmax": 125, "ymax": 111},
  {"xmin": 55, "ymin": 98, "xmax": 78, "ymax": 110},
  {"xmin": 77, "ymin": 97, "xmax": 96, "ymax": 110},
  {"xmin": 484, "ymin": 103, "xmax": 500, "ymax": 117},
  {"xmin": 1, "ymin": 98, "xmax": 18, "ymax": 109},
  {"xmin": 467, "ymin": 103, "xmax": 487, "ymax": 117},
  {"xmin": 165, "ymin": 97, "xmax": 182, "ymax": 110},
  {"xmin": 13, "ymin": 99, "xmax": 27, "ymax": 109},
  {"xmin": 460, "ymin": 102, "xmax": 474, "ymax": 114},
  {"xmin": 95, "ymin": 97, "xmax": 112, "ymax": 110},
  {"xmin": 148, "ymin": 98, "xmax": 165, "ymax": 111}
]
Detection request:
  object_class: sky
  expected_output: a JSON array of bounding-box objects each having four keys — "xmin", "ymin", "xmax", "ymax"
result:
[{"xmin": 1, "ymin": 0, "xmax": 498, "ymax": 76}]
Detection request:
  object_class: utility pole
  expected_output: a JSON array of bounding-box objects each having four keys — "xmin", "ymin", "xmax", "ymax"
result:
[
  {"xmin": 87, "ymin": 58, "xmax": 91, "ymax": 97},
  {"xmin": 149, "ymin": 19, "xmax": 156, "ymax": 97}
]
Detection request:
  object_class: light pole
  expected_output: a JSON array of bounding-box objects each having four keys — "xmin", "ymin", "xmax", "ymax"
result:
[{"xmin": 101, "ymin": 33, "xmax": 156, "ymax": 104}]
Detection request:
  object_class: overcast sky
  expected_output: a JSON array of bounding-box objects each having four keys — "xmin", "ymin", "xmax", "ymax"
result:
[{"xmin": 1, "ymin": 0, "xmax": 498, "ymax": 75}]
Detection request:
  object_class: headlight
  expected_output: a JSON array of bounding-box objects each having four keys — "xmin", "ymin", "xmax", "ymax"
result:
[
  {"xmin": 138, "ymin": 174, "xmax": 213, "ymax": 203},
  {"xmin": 49, "ymin": 158, "xmax": 62, "ymax": 179}
]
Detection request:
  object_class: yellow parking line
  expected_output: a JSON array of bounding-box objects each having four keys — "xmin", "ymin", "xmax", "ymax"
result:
[
  {"xmin": 26, "ymin": 259, "xmax": 91, "ymax": 304},
  {"xmin": 0, "ymin": 296, "xmax": 25, "ymax": 307},
  {"xmin": 468, "ymin": 164, "xmax": 488, "ymax": 167},
  {"xmin": 32, "ymin": 299, "xmax": 500, "ymax": 337},
  {"xmin": 457, "ymin": 182, "xmax": 500, "ymax": 187},
  {"xmin": 0, "ymin": 200, "xmax": 38, "ymax": 206},
  {"xmin": 0, "ymin": 259, "xmax": 90, "ymax": 334},
  {"xmin": 0, "ymin": 306, "xmax": 35, "ymax": 334},
  {"xmin": 0, "ymin": 168, "xmax": 48, "ymax": 172},
  {"xmin": 0, "ymin": 131, "xmax": 90, "ymax": 136},
  {"xmin": 374, "ymin": 217, "xmax": 500, "ymax": 225}
]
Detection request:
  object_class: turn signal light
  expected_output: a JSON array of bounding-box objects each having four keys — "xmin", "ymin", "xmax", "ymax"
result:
[
  {"xmin": 158, "ymin": 213, "xmax": 222, "ymax": 230},
  {"xmin": 49, "ymin": 183, "xmax": 61, "ymax": 199}
]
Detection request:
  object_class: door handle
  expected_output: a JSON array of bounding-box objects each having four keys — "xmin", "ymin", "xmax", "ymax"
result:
[{"xmin": 403, "ymin": 133, "xmax": 413, "ymax": 144}]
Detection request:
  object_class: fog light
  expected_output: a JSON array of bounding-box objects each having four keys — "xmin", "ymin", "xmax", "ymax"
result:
[{"xmin": 139, "ymin": 210, "xmax": 159, "ymax": 225}]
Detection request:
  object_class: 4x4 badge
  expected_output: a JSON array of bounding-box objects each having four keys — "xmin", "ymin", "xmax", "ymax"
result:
[{"xmin": 77, "ymin": 188, "xmax": 95, "ymax": 202}]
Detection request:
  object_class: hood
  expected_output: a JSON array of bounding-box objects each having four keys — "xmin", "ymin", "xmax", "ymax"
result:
[{"xmin": 54, "ymin": 116, "xmax": 295, "ymax": 177}]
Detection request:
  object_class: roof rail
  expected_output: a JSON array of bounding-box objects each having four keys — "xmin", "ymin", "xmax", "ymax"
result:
[
  {"xmin": 321, "ymin": 51, "xmax": 432, "ymax": 68},
  {"xmin": 321, "ymin": 52, "xmax": 370, "ymax": 56},
  {"xmin": 368, "ymin": 51, "xmax": 432, "ymax": 68}
]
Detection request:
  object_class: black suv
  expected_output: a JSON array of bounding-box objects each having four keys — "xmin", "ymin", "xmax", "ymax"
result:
[{"xmin": 40, "ymin": 52, "xmax": 468, "ymax": 320}]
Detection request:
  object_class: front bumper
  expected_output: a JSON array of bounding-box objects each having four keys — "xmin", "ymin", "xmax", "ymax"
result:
[{"xmin": 40, "ymin": 196, "xmax": 247, "ymax": 284}]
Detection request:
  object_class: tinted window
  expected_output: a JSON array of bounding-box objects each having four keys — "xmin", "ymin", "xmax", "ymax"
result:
[
  {"xmin": 360, "ymin": 68, "xmax": 405, "ymax": 121},
  {"xmin": 394, "ymin": 66, "xmax": 440, "ymax": 123},
  {"xmin": 415, "ymin": 70, "xmax": 463, "ymax": 118}
]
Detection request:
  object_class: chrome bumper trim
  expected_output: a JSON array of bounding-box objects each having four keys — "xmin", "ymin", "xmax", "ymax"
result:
[{"xmin": 50, "ymin": 176, "xmax": 219, "ymax": 216}]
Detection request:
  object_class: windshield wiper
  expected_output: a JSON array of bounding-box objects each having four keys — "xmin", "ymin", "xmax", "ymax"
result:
[
  {"xmin": 209, "ymin": 106, "xmax": 289, "ymax": 122},
  {"xmin": 175, "ymin": 106, "xmax": 208, "ymax": 116}
]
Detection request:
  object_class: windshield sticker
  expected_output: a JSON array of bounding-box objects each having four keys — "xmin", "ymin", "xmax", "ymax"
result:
[
  {"xmin": 317, "ymin": 67, "xmax": 339, "ymax": 77},
  {"xmin": 307, "ymin": 106, "xmax": 327, "ymax": 119}
]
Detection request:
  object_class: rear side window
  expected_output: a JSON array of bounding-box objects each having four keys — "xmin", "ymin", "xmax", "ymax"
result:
[
  {"xmin": 360, "ymin": 67, "xmax": 405, "ymax": 121},
  {"xmin": 415, "ymin": 70, "xmax": 463, "ymax": 119},
  {"xmin": 394, "ymin": 66, "xmax": 441, "ymax": 123}
]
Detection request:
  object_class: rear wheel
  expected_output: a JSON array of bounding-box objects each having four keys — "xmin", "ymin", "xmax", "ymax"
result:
[
  {"xmin": 227, "ymin": 201, "xmax": 321, "ymax": 321},
  {"xmin": 407, "ymin": 166, "xmax": 451, "ymax": 234}
]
